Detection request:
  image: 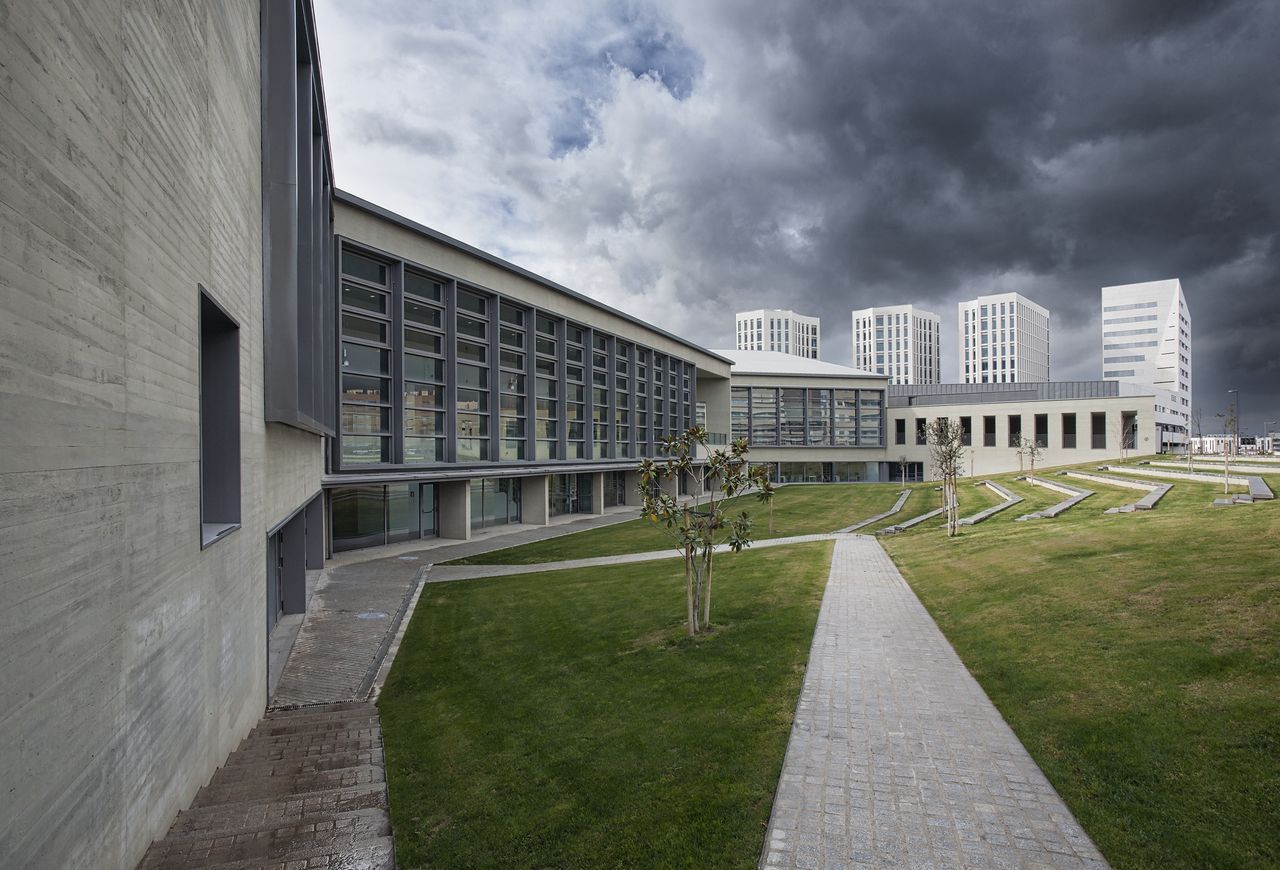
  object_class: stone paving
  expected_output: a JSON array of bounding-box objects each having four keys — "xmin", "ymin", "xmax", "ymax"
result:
[{"xmin": 760, "ymin": 536, "xmax": 1107, "ymax": 870}]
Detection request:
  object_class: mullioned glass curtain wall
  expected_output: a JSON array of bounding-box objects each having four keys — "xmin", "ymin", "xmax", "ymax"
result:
[
  {"xmin": 731, "ymin": 386, "xmax": 885, "ymax": 447},
  {"xmin": 337, "ymin": 240, "xmax": 697, "ymax": 471}
]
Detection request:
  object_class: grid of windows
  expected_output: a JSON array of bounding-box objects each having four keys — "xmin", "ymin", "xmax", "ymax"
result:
[
  {"xmin": 337, "ymin": 240, "xmax": 700, "ymax": 469},
  {"xmin": 729, "ymin": 386, "xmax": 885, "ymax": 447}
]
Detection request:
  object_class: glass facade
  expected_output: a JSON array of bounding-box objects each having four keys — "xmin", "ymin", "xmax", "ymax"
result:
[
  {"xmin": 336, "ymin": 240, "xmax": 697, "ymax": 470},
  {"xmin": 470, "ymin": 478, "xmax": 521, "ymax": 529},
  {"xmin": 550, "ymin": 473, "xmax": 594, "ymax": 516},
  {"xmin": 729, "ymin": 386, "xmax": 885, "ymax": 447},
  {"xmin": 331, "ymin": 483, "xmax": 438, "ymax": 552}
]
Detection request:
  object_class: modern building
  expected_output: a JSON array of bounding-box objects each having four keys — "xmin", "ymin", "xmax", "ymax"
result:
[
  {"xmin": 735, "ymin": 308, "xmax": 820, "ymax": 358},
  {"xmin": 1101, "ymin": 279, "xmax": 1192, "ymax": 451},
  {"xmin": 1, "ymin": 2, "xmax": 331, "ymax": 866},
  {"xmin": 884, "ymin": 382, "xmax": 1158, "ymax": 479},
  {"xmin": 850, "ymin": 305, "xmax": 942, "ymax": 384},
  {"xmin": 722, "ymin": 351, "xmax": 888, "ymax": 482},
  {"xmin": 1190, "ymin": 434, "xmax": 1274, "ymax": 455},
  {"xmin": 327, "ymin": 193, "xmax": 732, "ymax": 550},
  {"xmin": 959, "ymin": 293, "xmax": 1051, "ymax": 384}
]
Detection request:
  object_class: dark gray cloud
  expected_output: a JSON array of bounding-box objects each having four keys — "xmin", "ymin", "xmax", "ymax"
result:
[{"xmin": 315, "ymin": 0, "xmax": 1280, "ymax": 434}]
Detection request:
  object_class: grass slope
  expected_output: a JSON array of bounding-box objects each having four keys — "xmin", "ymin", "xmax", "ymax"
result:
[
  {"xmin": 443, "ymin": 482, "xmax": 903, "ymax": 565},
  {"xmin": 379, "ymin": 542, "xmax": 833, "ymax": 868},
  {"xmin": 882, "ymin": 460, "xmax": 1280, "ymax": 868}
]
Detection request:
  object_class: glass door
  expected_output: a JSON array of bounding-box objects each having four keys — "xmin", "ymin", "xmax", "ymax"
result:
[{"xmin": 419, "ymin": 483, "xmax": 437, "ymax": 538}]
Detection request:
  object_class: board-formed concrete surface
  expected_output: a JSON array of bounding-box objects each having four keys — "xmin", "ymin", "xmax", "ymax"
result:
[{"xmin": 760, "ymin": 536, "xmax": 1107, "ymax": 869}]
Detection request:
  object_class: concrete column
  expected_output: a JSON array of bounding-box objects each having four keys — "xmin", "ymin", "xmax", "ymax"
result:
[
  {"xmin": 660, "ymin": 474, "xmax": 680, "ymax": 500},
  {"xmin": 591, "ymin": 471, "xmax": 606, "ymax": 515},
  {"xmin": 521, "ymin": 475, "xmax": 551, "ymax": 526},
  {"xmin": 438, "ymin": 479, "xmax": 471, "ymax": 540},
  {"xmin": 624, "ymin": 469, "xmax": 644, "ymax": 506}
]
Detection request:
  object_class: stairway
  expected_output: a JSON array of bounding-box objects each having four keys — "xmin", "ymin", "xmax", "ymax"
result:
[{"xmin": 138, "ymin": 701, "xmax": 394, "ymax": 869}]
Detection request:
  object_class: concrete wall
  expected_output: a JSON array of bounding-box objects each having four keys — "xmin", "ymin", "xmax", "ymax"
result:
[
  {"xmin": 438, "ymin": 480, "xmax": 471, "ymax": 539},
  {"xmin": 887, "ymin": 398, "xmax": 1156, "ymax": 479},
  {"xmin": 0, "ymin": 3, "xmax": 323, "ymax": 867},
  {"xmin": 521, "ymin": 475, "xmax": 550, "ymax": 525}
]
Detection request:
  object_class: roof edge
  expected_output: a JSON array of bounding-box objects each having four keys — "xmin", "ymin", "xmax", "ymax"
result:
[{"xmin": 333, "ymin": 189, "xmax": 733, "ymax": 366}]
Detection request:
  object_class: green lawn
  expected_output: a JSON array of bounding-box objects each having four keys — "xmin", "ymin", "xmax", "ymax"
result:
[
  {"xmin": 379, "ymin": 542, "xmax": 833, "ymax": 869},
  {"xmin": 882, "ymin": 460, "xmax": 1280, "ymax": 868},
  {"xmin": 443, "ymin": 482, "xmax": 904, "ymax": 565}
]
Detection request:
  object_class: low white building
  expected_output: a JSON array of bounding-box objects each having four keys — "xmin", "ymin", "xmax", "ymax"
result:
[
  {"xmin": 735, "ymin": 308, "xmax": 820, "ymax": 358},
  {"xmin": 851, "ymin": 304, "xmax": 941, "ymax": 385},
  {"xmin": 1190, "ymin": 434, "xmax": 1274, "ymax": 455}
]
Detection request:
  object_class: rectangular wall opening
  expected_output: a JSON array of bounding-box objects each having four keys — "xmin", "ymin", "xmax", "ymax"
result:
[
  {"xmin": 1035, "ymin": 414, "xmax": 1048, "ymax": 448},
  {"xmin": 983, "ymin": 415, "xmax": 996, "ymax": 447},
  {"xmin": 1092, "ymin": 412, "xmax": 1107, "ymax": 449},
  {"xmin": 1062, "ymin": 413, "xmax": 1077, "ymax": 449},
  {"xmin": 1008, "ymin": 415, "xmax": 1023, "ymax": 448},
  {"xmin": 959, "ymin": 416, "xmax": 972, "ymax": 446},
  {"xmin": 199, "ymin": 288, "xmax": 241, "ymax": 547}
]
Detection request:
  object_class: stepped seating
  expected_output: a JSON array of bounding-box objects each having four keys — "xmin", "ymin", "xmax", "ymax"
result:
[
  {"xmin": 839, "ymin": 489, "xmax": 911, "ymax": 533},
  {"xmin": 1015, "ymin": 476, "xmax": 1093, "ymax": 521},
  {"xmin": 1061, "ymin": 471, "xmax": 1171, "ymax": 513},
  {"xmin": 138, "ymin": 701, "xmax": 393, "ymax": 870},
  {"xmin": 1103, "ymin": 464, "xmax": 1273, "ymax": 502},
  {"xmin": 956, "ymin": 481, "xmax": 1023, "ymax": 526}
]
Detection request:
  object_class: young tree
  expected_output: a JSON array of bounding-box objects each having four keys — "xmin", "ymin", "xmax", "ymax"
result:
[
  {"xmin": 1217, "ymin": 404, "xmax": 1238, "ymax": 495},
  {"xmin": 1188, "ymin": 407, "xmax": 1205, "ymax": 471},
  {"xmin": 926, "ymin": 418, "xmax": 965, "ymax": 537},
  {"xmin": 898, "ymin": 454, "xmax": 909, "ymax": 483},
  {"xmin": 639, "ymin": 427, "xmax": 775, "ymax": 636},
  {"xmin": 1021, "ymin": 436, "xmax": 1044, "ymax": 477}
]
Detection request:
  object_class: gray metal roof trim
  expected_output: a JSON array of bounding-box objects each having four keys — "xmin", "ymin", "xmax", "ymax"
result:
[{"xmin": 333, "ymin": 189, "xmax": 733, "ymax": 366}]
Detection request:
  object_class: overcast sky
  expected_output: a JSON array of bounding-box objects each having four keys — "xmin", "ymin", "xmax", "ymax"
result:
[{"xmin": 314, "ymin": 0, "xmax": 1280, "ymax": 435}]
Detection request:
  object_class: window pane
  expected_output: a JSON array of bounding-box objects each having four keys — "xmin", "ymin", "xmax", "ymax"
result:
[
  {"xmin": 342, "ymin": 405, "xmax": 389, "ymax": 434},
  {"xmin": 499, "ymin": 327, "xmax": 524, "ymax": 348},
  {"xmin": 501, "ymin": 417, "xmax": 526, "ymax": 438},
  {"xmin": 566, "ymin": 325, "xmax": 584, "ymax": 344},
  {"xmin": 458, "ymin": 315, "xmax": 487, "ymax": 340},
  {"xmin": 457, "ymin": 438, "xmax": 488, "ymax": 461},
  {"xmin": 536, "ymin": 337, "xmax": 556, "ymax": 356},
  {"xmin": 404, "ymin": 436, "xmax": 443, "ymax": 464},
  {"xmin": 536, "ymin": 358, "xmax": 556, "ymax": 377},
  {"xmin": 536, "ymin": 314, "xmax": 557, "ymax": 336},
  {"xmin": 500, "ymin": 304, "xmax": 525, "ymax": 326},
  {"xmin": 405, "ymin": 409, "xmax": 444, "ymax": 436},
  {"xmin": 500, "ymin": 350, "xmax": 524, "ymax": 371},
  {"xmin": 499, "ymin": 371, "xmax": 525, "ymax": 394},
  {"xmin": 457, "ymin": 289, "xmax": 487, "ymax": 315},
  {"xmin": 404, "ymin": 354, "xmax": 443, "ymax": 382},
  {"xmin": 405, "ymin": 328, "xmax": 441, "ymax": 355},
  {"xmin": 405, "ymin": 271, "xmax": 443, "ymax": 301},
  {"xmin": 341, "ymin": 435, "xmax": 389, "ymax": 464},
  {"xmin": 405, "ymin": 301, "xmax": 442, "ymax": 328},
  {"xmin": 566, "ymin": 346, "xmax": 583, "ymax": 363},
  {"xmin": 343, "ymin": 250, "xmax": 386, "ymax": 285},
  {"xmin": 342, "ymin": 284, "xmax": 387, "ymax": 315},
  {"xmin": 342, "ymin": 313, "xmax": 386, "ymax": 344},
  {"xmin": 500, "ymin": 394, "xmax": 526, "ymax": 415},
  {"xmin": 404, "ymin": 381, "xmax": 441, "ymax": 408},
  {"xmin": 343, "ymin": 374, "xmax": 388, "ymax": 404},
  {"xmin": 458, "ymin": 364, "xmax": 488, "ymax": 390},
  {"xmin": 566, "ymin": 384, "xmax": 585, "ymax": 403},
  {"xmin": 536, "ymin": 397, "xmax": 558, "ymax": 417},
  {"xmin": 457, "ymin": 413, "xmax": 488, "ymax": 438},
  {"xmin": 458, "ymin": 340, "xmax": 487, "ymax": 363},
  {"xmin": 535, "ymin": 378, "xmax": 557, "ymax": 399},
  {"xmin": 457, "ymin": 388, "xmax": 488, "ymax": 412},
  {"xmin": 501, "ymin": 439, "xmax": 526, "ymax": 460},
  {"xmin": 342, "ymin": 342, "xmax": 388, "ymax": 375}
]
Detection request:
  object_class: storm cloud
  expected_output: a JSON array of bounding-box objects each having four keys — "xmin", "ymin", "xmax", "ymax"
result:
[{"xmin": 315, "ymin": 0, "xmax": 1280, "ymax": 434}]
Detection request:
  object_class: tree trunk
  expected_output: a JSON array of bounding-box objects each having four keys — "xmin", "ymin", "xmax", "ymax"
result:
[
  {"xmin": 701, "ymin": 546, "xmax": 714, "ymax": 629},
  {"xmin": 684, "ymin": 546, "xmax": 696, "ymax": 636}
]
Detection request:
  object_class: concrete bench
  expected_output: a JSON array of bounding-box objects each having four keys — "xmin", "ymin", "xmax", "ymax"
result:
[
  {"xmin": 839, "ymin": 489, "xmax": 911, "ymax": 533},
  {"xmin": 1015, "ymin": 476, "xmax": 1094, "ymax": 521},
  {"xmin": 1248, "ymin": 476, "xmax": 1275, "ymax": 500},
  {"xmin": 1062, "ymin": 471, "xmax": 1172, "ymax": 513},
  {"xmin": 1149, "ymin": 460, "xmax": 1280, "ymax": 476},
  {"xmin": 956, "ymin": 481, "xmax": 1023, "ymax": 526}
]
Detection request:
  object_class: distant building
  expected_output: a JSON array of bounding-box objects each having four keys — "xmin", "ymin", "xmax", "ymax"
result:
[
  {"xmin": 959, "ymin": 293, "xmax": 1050, "ymax": 384},
  {"xmin": 735, "ymin": 308, "xmax": 820, "ymax": 358},
  {"xmin": 850, "ymin": 305, "xmax": 941, "ymax": 385},
  {"xmin": 1101, "ymin": 279, "xmax": 1192, "ymax": 451}
]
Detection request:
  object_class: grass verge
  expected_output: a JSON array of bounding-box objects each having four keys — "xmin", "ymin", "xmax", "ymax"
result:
[
  {"xmin": 379, "ymin": 542, "xmax": 834, "ymax": 868},
  {"xmin": 882, "ymin": 461, "xmax": 1280, "ymax": 868}
]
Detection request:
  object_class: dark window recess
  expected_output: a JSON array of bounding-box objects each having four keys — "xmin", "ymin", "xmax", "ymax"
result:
[
  {"xmin": 1062, "ymin": 413, "xmax": 1077, "ymax": 449},
  {"xmin": 959, "ymin": 416, "xmax": 972, "ymax": 447},
  {"xmin": 1008, "ymin": 415, "xmax": 1022, "ymax": 447},
  {"xmin": 915, "ymin": 418, "xmax": 927, "ymax": 445},
  {"xmin": 261, "ymin": 0, "xmax": 336, "ymax": 436},
  {"xmin": 894, "ymin": 418, "xmax": 906, "ymax": 445},
  {"xmin": 983, "ymin": 415, "xmax": 996, "ymax": 447},
  {"xmin": 1035, "ymin": 414, "xmax": 1048, "ymax": 448},
  {"xmin": 199, "ymin": 289, "xmax": 241, "ymax": 547},
  {"xmin": 1121, "ymin": 411, "xmax": 1138, "ymax": 449},
  {"xmin": 1091, "ymin": 412, "xmax": 1107, "ymax": 449}
]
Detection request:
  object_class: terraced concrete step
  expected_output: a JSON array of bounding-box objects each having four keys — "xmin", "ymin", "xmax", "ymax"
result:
[
  {"xmin": 138, "ymin": 807, "xmax": 390, "ymax": 869},
  {"xmin": 215, "ymin": 731, "xmax": 381, "ymax": 767},
  {"xmin": 234, "ymin": 722, "xmax": 382, "ymax": 752},
  {"xmin": 252, "ymin": 710, "xmax": 382, "ymax": 737},
  {"xmin": 164, "ymin": 782, "xmax": 388, "ymax": 839},
  {"xmin": 263, "ymin": 700, "xmax": 378, "ymax": 722},
  {"xmin": 206, "ymin": 747, "xmax": 384, "ymax": 785},
  {"xmin": 188, "ymin": 836, "xmax": 395, "ymax": 870},
  {"xmin": 193, "ymin": 763, "xmax": 385, "ymax": 808}
]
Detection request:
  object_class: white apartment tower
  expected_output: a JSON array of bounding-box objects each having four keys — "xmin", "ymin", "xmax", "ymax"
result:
[
  {"xmin": 735, "ymin": 309, "xmax": 820, "ymax": 358},
  {"xmin": 1101, "ymin": 278, "xmax": 1192, "ymax": 450},
  {"xmin": 850, "ymin": 305, "xmax": 941, "ymax": 384},
  {"xmin": 959, "ymin": 292, "xmax": 1050, "ymax": 383}
]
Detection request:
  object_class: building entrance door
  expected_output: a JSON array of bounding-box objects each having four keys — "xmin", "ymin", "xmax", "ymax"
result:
[{"xmin": 419, "ymin": 483, "xmax": 437, "ymax": 538}]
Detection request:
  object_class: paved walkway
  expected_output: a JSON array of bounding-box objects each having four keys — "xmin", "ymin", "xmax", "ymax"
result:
[{"xmin": 761, "ymin": 536, "xmax": 1107, "ymax": 870}]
